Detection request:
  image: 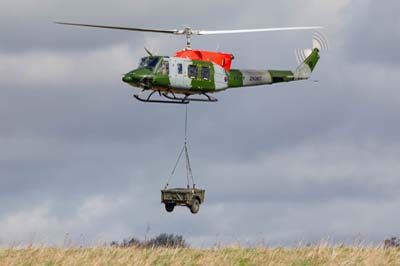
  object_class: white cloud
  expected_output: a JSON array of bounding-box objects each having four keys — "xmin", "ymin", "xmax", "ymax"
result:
[
  {"xmin": 0, "ymin": 43, "xmax": 141, "ymax": 87},
  {"xmin": 0, "ymin": 204, "xmax": 60, "ymax": 245},
  {"xmin": 77, "ymin": 195, "xmax": 128, "ymax": 222},
  {"xmin": 0, "ymin": 195, "xmax": 132, "ymax": 246}
]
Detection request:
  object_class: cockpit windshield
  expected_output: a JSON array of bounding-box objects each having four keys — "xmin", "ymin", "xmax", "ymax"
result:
[{"xmin": 138, "ymin": 57, "xmax": 161, "ymax": 71}]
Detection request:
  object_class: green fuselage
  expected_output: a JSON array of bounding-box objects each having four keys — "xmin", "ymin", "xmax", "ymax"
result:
[{"xmin": 122, "ymin": 48, "xmax": 320, "ymax": 95}]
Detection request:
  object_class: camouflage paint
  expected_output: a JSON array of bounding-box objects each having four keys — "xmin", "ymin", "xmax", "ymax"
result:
[
  {"xmin": 122, "ymin": 48, "xmax": 320, "ymax": 94},
  {"xmin": 190, "ymin": 60, "xmax": 216, "ymax": 91}
]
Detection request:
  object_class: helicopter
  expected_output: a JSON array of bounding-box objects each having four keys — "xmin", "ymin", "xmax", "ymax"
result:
[{"xmin": 56, "ymin": 22, "xmax": 327, "ymax": 104}]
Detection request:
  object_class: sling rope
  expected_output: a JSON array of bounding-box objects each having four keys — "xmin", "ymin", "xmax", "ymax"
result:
[{"xmin": 164, "ymin": 105, "xmax": 195, "ymax": 189}]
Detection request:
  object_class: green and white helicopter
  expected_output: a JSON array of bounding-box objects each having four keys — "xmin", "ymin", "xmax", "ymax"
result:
[{"xmin": 56, "ymin": 22, "xmax": 328, "ymax": 104}]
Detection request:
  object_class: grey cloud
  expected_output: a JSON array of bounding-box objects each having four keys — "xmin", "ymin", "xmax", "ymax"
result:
[
  {"xmin": 0, "ymin": 0, "xmax": 245, "ymax": 52},
  {"xmin": 342, "ymin": 0, "xmax": 400, "ymax": 64}
]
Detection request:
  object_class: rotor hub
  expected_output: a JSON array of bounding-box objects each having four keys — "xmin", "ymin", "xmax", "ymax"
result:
[{"xmin": 183, "ymin": 27, "xmax": 193, "ymax": 50}]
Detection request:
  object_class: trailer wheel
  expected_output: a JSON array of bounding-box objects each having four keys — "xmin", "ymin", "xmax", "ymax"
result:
[
  {"xmin": 165, "ymin": 203, "xmax": 175, "ymax": 212},
  {"xmin": 190, "ymin": 198, "xmax": 200, "ymax": 214}
]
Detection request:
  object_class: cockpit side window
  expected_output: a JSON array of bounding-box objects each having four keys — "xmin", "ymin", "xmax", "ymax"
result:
[
  {"xmin": 157, "ymin": 60, "xmax": 169, "ymax": 75},
  {"xmin": 138, "ymin": 57, "xmax": 161, "ymax": 71}
]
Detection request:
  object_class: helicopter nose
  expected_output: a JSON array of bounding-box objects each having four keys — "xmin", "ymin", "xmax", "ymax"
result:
[{"xmin": 122, "ymin": 74, "xmax": 132, "ymax": 83}]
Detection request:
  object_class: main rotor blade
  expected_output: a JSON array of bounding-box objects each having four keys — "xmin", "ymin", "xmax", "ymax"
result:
[
  {"xmin": 55, "ymin": 22, "xmax": 180, "ymax": 34},
  {"xmin": 196, "ymin": 26, "xmax": 323, "ymax": 35}
]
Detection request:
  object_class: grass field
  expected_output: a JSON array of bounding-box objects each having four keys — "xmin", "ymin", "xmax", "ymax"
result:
[{"xmin": 1, "ymin": 246, "xmax": 399, "ymax": 266}]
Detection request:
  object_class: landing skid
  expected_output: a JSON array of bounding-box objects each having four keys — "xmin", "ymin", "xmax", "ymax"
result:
[
  {"xmin": 133, "ymin": 90, "xmax": 189, "ymax": 104},
  {"xmin": 134, "ymin": 94, "xmax": 189, "ymax": 104},
  {"xmin": 133, "ymin": 91, "xmax": 218, "ymax": 104},
  {"xmin": 162, "ymin": 92, "xmax": 218, "ymax": 103}
]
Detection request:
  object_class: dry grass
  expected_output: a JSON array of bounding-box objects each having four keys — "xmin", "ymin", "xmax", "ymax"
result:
[{"xmin": 1, "ymin": 245, "xmax": 399, "ymax": 266}]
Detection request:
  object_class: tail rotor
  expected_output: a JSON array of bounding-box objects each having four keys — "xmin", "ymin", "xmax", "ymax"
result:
[
  {"xmin": 295, "ymin": 31, "xmax": 328, "ymax": 64},
  {"xmin": 312, "ymin": 31, "xmax": 329, "ymax": 51}
]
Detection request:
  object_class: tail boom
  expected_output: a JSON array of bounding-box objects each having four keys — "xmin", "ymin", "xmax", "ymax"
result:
[
  {"xmin": 227, "ymin": 48, "xmax": 320, "ymax": 89},
  {"xmin": 226, "ymin": 32, "xmax": 326, "ymax": 89}
]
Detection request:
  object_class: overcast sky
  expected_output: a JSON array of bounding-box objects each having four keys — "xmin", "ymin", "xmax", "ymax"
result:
[{"xmin": 1, "ymin": 0, "xmax": 400, "ymax": 247}]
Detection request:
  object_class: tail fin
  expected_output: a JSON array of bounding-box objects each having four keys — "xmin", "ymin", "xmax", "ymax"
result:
[{"xmin": 294, "ymin": 31, "xmax": 328, "ymax": 80}]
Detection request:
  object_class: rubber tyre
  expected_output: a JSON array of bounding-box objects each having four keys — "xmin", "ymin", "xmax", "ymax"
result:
[
  {"xmin": 190, "ymin": 198, "xmax": 200, "ymax": 214},
  {"xmin": 165, "ymin": 203, "xmax": 175, "ymax": 212}
]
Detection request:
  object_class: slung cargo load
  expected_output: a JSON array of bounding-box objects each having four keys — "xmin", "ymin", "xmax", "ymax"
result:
[
  {"xmin": 161, "ymin": 106, "xmax": 205, "ymax": 214},
  {"xmin": 161, "ymin": 188, "xmax": 205, "ymax": 214}
]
